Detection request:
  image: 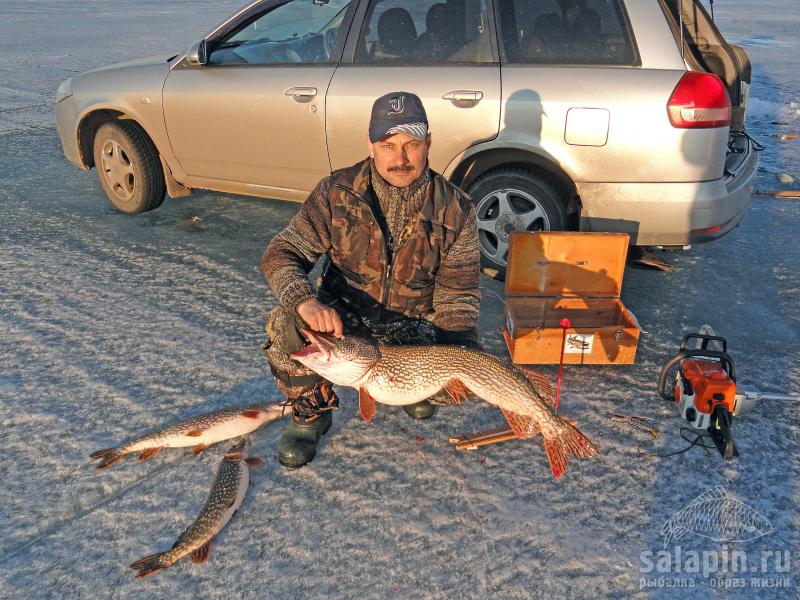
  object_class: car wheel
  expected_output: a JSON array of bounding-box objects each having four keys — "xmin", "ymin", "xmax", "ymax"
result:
[
  {"xmin": 92, "ymin": 121, "xmax": 166, "ymax": 214},
  {"xmin": 467, "ymin": 167, "xmax": 569, "ymax": 279}
]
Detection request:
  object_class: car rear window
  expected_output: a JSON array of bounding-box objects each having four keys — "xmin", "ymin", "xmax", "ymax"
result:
[
  {"xmin": 495, "ymin": 0, "xmax": 637, "ymax": 65},
  {"xmin": 355, "ymin": 0, "xmax": 493, "ymax": 63}
]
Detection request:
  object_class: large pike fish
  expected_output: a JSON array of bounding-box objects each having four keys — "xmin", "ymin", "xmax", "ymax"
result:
[
  {"xmin": 90, "ymin": 403, "xmax": 284, "ymax": 469},
  {"xmin": 130, "ymin": 437, "xmax": 263, "ymax": 578},
  {"xmin": 292, "ymin": 332, "xmax": 599, "ymax": 478}
]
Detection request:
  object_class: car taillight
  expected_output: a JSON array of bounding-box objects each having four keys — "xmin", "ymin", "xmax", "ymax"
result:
[{"xmin": 667, "ymin": 72, "xmax": 731, "ymax": 128}]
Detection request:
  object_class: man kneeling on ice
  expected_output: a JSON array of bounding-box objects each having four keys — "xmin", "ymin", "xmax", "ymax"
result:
[{"xmin": 261, "ymin": 91, "xmax": 480, "ymax": 468}]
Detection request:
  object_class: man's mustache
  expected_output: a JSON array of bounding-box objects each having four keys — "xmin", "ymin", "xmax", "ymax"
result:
[{"xmin": 387, "ymin": 165, "xmax": 415, "ymax": 173}]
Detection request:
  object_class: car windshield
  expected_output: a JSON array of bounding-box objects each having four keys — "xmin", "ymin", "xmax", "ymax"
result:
[
  {"xmin": 319, "ymin": 3, "xmax": 348, "ymax": 34},
  {"xmin": 221, "ymin": 0, "xmax": 350, "ymax": 46},
  {"xmin": 210, "ymin": 0, "xmax": 352, "ymax": 65}
]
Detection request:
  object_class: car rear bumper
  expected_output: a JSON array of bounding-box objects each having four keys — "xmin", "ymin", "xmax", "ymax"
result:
[
  {"xmin": 576, "ymin": 138, "xmax": 759, "ymax": 246},
  {"xmin": 55, "ymin": 96, "xmax": 84, "ymax": 169}
]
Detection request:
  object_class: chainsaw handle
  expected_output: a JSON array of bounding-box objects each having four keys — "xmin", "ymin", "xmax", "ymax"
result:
[
  {"xmin": 658, "ymin": 352, "xmax": 688, "ymax": 401},
  {"xmin": 679, "ymin": 333, "xmax": 728, "ymax": 353},
  {"xmin": 657, "ymin": 349, "xmax": 736, "ymax": 401}
]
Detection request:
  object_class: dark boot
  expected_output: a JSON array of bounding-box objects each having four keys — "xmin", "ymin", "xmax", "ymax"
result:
[
  {"xmin": 402, "ymin": 400, "xmax": 437, "ymax": 420},
  {"xmin": 277, "ymin": 383, "xmax": 338, "ymax": 468}
]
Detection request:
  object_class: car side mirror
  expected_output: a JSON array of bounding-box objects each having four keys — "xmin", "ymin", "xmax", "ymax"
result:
[{"xmin": 185, "ymin": 40, "xmax": 208, "ymax": 65}]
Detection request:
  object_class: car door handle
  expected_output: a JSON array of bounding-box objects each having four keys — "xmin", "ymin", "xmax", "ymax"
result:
[
  {"xmin": 284, "ymin": 87, "xmax": 318, "ymax": 98},
  {"xmin": 442, "ymin": 90, "xmax": 483, "ymax": 102}
]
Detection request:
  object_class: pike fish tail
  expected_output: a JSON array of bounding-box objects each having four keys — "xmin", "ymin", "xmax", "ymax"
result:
[
  {"xmin": 89, "ymin": 447, "xmax": 126, "ymax": 469},
  {"xmin": 541, "ymin": 421, "xmax": 599, "ymax": 479},
  {"xmin": 130, "ymin": 549, "xmax": 181, "ymax": 579}
]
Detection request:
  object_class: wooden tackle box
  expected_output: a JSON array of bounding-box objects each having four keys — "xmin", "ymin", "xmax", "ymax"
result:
[{"xmin": 503, "ymin": 231, "xmax": 641, "ymax": 365}]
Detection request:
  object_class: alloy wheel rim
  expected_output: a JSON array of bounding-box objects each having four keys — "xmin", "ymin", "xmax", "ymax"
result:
[
  {"xmin": 475, "ymin": 188, "xmax": 550, "ymax": 267},
  {"xmin": 100, "ymin": 139, "xmax": 135, "ymax": 202}
]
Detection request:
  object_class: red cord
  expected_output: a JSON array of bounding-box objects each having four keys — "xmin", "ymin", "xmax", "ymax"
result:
[{"xmin": 555, "ymin": 318, "xmax": 571, "ymax": 414}]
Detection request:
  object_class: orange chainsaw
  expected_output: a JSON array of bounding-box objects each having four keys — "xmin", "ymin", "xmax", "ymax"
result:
[
  {"xmin": 659, "ymin": 333, "xmax": 800, "ymax": 459},
  {"xmin": 659, "ymin": 333, "xmax": 738, "ymax": 458}
]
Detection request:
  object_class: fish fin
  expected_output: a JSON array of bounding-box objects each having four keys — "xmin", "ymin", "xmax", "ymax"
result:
[
  {"xmin": 245, "ymin": 457, "xmax": 265, "ymax": 467},
  {"xmin": 359, "ymin": 388, "xmax": 376, "ymax": 422},
  {"xmin": 671, "ymin": 527, "xmax": 688, "ymax": 544},
  {"xmin": 137, "ymin": 447, "xmax": 164, "ymax": 461},
  {"xmin": 189, "ymin": 540, "xmax": 212, "ymax": 564},
  {"xmin": 689, "ymin": 486, "xmax": 727, "ymax": 505},
  {"xmin": 90, "ymin": 447, "xmax": 124, "ymax": 470},
  {"xmin": 241, "ymin": 410, "xmax": 261, "ymax": 419},
  {"xmin": 192, "ymin": 444, "xmax": 209, "ymax": 456},
  {"xmin": 130, "ymin": 553, "xmax": 169, "ymax": 578},
  {"xmin": 541, "ymin": 421, "xmax": 600, "ymax": 479},
  {"xmin": 518, "ymin": 368, "xmax": 555, "ymax": 409},
  {"xmin": 89, "ymin": 447, "xmax": 114, "ymax": 459},
  {"xmin": 542, "ymin": 435, "xmax": 568, "ymax": 479},
  {"xmin": 185, "ymin": 429, "xmax": 204, "ymax": 437},
  {"xmin": 661, "ymin": 523, "xmax": 686, "ymax": 548},
  {"xmin": 500, "ymin": 409, "xmax": 541, "ymax": 439},
  {"xmin": 224, "ymin": 451, "xmax": 243, "ymax": 461},
  {"xmin": 227, "ymin": 496, "xmax": 237, "ymax": 508},
  {"xmin": 443, "ymin": 379, "xmax": 471, "ymax": 405},
  {"xmin": 559, "ymin": 420, "xmax": 600, "ymax": 459}
]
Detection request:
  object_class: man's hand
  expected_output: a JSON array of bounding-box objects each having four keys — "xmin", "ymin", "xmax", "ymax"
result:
[{"xmin": 296, "ymin": 299, "xmax": 343, "ymax": 338}]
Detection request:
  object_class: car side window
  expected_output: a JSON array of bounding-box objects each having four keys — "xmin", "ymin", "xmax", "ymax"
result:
[
  {"xmin": 355, "ymin": 0, "xmax": 493, "ymax": 64},
  {"xmin": 209, "ymin": 0, "xmax": 353, "ymax": 65},
  {"xmin": 496, "ymin": 0, "xmax": 636, "ymax": 65}
]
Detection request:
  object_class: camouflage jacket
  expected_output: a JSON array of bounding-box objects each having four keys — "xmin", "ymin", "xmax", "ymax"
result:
[{"xmin": 261, "ymin": 158, "xmax": 480, "ymax": 344}]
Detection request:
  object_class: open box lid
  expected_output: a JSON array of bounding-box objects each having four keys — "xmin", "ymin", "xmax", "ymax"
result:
[{"xmin": 505, "ymin": 231, "xmax": 630, "ymax": 298}]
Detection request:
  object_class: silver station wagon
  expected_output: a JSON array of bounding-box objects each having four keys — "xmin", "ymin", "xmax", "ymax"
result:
[{"xmin": 55, "ymin": 0, "xmax": 757, "ymax": 276}]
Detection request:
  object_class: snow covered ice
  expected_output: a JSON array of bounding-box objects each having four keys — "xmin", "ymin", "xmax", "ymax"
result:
[{"xmin": 0, "ymin": 1, "xmax": 798, "ymax": 598}]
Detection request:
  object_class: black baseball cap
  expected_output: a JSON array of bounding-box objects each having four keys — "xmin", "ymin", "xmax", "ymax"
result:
[{"xmin": 369, "ymin": 91, "xmax": 429, "ymax": 143}]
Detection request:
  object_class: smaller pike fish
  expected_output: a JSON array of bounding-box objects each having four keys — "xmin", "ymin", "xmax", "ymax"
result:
[
  {"xmin": 90, "ymin": 403, "xmax": 285, "ymax": 469},
  {"xmin": 130, "ymin": 437, "xmax": 263, "ymax": 578},
  {"xmin": 292, "ymin": 331, "xmax": 599, "ymax": 478}
]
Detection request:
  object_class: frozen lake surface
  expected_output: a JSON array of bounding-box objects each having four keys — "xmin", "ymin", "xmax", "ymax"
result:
[{"xmin": 0, "ymin": 1, "xmax": 798, "ymax": 598}]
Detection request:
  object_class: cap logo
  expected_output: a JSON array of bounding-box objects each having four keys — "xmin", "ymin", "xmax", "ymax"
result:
[{"xmin": 387, "ymin": 96, "xmax": 405, "ymax": 115}]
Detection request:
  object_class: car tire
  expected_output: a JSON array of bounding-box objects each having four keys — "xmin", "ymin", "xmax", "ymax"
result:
[
  {"xmin": 467, "ymin": 167, "xmax": 569, "ymax": 280},
  {"xmin": 92, "ymin": 121, "xmax": 166, "ymax": 214}
]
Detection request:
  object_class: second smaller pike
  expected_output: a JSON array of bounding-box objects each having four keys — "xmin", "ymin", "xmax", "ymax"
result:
[
  {"xmin": 90, "ymin": 403, "xmax": 285, "ymax": 469},
  {"xmin": 130, "ymin": 437, "xmax": 262, "ymax": 578}
]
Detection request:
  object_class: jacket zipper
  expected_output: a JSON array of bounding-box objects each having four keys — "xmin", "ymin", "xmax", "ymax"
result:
[{"xmin": 334, "ymin": 183, "xmax": 394, "ymax": 306}]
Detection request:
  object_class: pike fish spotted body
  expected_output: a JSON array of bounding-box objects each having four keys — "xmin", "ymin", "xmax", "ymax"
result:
[
  {"xmin": 130, "ymin": 437, "xmax": 263, "ymax": 578},
  {"xmin": 292, "ymin": 332, "xmax": 599, "ymax": 478},
  {"xmin": 90, "ymin": 403, "xmax": 284, "ymax": 469}
]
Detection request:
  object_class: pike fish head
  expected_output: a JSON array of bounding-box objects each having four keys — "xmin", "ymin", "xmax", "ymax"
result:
[
  {"xmin": 224, "ymin": 436, "xmax": 251, "ymax": 461},
  {"xmin": 291, "ymin": 330, "xmax": 380, "ymax": 386}
]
